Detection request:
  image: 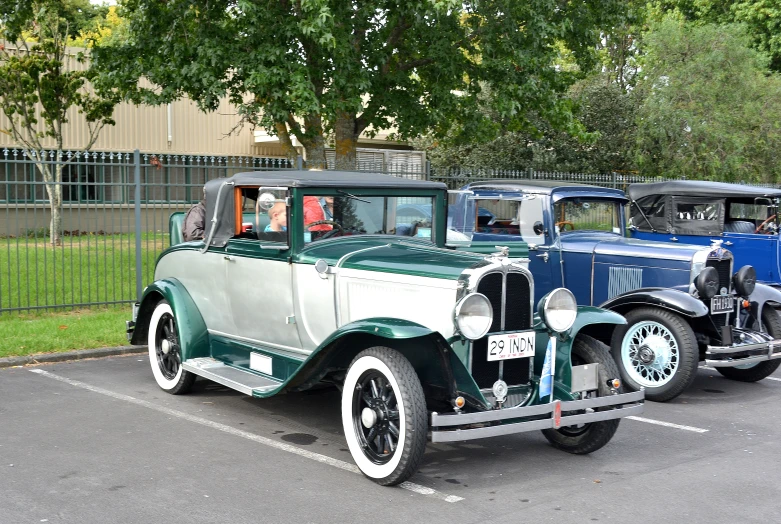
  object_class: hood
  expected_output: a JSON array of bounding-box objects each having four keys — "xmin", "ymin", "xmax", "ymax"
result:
[
  {"xmin": 296, "ymin": 236, "xmax": 486, "ymax": 280},
  {"xmin": 592, "ymin": 235, "xmax": 704, "ymax": 263}
]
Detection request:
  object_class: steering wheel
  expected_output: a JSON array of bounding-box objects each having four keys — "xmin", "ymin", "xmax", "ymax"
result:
[
  {"xmin": 305, "ymin": 220, "xmax": 345, "ymax": 239},
  {"xmin": 556, "ymin": 221, "xmax": 575, "ymax": 232},
  {"xmin": 755, "ymin": 215, "xmax": 777, "ymax": 234}
]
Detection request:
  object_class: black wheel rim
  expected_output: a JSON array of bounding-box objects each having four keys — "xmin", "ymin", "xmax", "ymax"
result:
[
  {"xmin": 155, "ymin": 313, "xmax": 181, "ymax": 380},
  {"xmin": 352, "ymin": 370, "xmax": 401, "ymax": 465}
]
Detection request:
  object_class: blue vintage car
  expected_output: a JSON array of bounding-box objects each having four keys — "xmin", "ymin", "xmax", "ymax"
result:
[
  {"xmin": 627, "ymin": 181, "xmax": 781, "ymax": 288},
  {"xmin": 449, "ymin": 180, "xmax": 781, "ymax": 402}
]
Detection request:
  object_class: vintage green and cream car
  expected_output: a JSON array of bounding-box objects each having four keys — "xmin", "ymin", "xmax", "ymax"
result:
[{"xmin": 126, "ymin": 171, "xmax": 644, "ymax": 486}]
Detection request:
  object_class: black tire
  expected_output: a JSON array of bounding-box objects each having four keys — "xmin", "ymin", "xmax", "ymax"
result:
[
  {"xmin": 610, "ymin": 307, "xmax": 698, "ymax": 402},
  {"xmin": 542, "ymin": 334, "xmax": 621, "ymax": 454},
  {"xmin": 148, "ymin": 300, "xmax": 196, "ymax": 395},
  {"xmin": 716, "ymin": 307, "xmax": 781, "ymax": 382},
  {"xmin": 341, "ymin": 346, "xmax": 427, "ymax": 486}
]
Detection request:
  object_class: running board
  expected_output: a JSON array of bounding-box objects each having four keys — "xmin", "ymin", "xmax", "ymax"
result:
[{"xmin": 182, "ymin": 357, "xmax": 280, "ymax": 395}]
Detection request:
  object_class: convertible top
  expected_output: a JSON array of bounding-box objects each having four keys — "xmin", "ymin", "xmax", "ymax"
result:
[
  {"xmin": 628, "ymin": 181, "xmax": 781, "ymax": 200},
  {"xmin": 203, "ymin": 170, "xmax": 445, "ymax": 247}
]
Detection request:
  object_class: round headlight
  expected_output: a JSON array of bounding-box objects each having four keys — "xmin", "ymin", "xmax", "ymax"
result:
[
  {"xmin": 695, "ymin": 266, "xmax": 719, "ymax": 299},
  {"xmin": 454, "ymin": 293, "xmax": 494, "ymax": 340},
  {"xmin": 538, "ymin": 288, "xmax": 577, "ymax": 333},
  {"xmin": 733, "ymin": 265, "xmax": 756, "ymax": 297}
]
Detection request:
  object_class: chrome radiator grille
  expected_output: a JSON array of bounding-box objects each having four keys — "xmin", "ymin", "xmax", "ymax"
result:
[{"xmin": 470, "ymin": 269, "xmax": 533, "ymax": 389}]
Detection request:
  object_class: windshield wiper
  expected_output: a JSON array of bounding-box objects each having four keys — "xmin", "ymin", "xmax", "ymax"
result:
[{"xmin": 336, "ymin": 189, "xmax": 371, "ymax": 203}]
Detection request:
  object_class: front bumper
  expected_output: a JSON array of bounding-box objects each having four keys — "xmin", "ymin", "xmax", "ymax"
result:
[
  {"xmin": 430, "ymin": 389, "xmax": 644, "ymax": 443},
  {"xmin": 705, "ymin": 330, "xmax": 781, "ymax": 367}
]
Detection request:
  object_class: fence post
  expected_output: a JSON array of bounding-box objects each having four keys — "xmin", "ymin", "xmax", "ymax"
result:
[
  {"xmin": 425, "ymin": 160, "xmax": 431, "ymax": 181},
  {"xmin": 611, "ymin": 171, "xmax": 617, "ymax": 189},
  {"xmin": 134, "ymin": 149, "xmax": 143, "ymax": 302},
  {"xmin": 296, "ymin": 154, "xmax": 303, "ymax": 170}
]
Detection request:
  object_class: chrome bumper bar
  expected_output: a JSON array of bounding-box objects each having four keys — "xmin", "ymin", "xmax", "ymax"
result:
[
  {"xmin": 705, "ymin": 337, "xmax": 781, "ymax": 367},
  {"xmin": 430, "ymin": 389, "xmax": 644, "ymax": 443}
]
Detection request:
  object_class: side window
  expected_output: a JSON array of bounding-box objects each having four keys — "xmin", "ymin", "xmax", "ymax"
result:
[
  {"xmin": 240, "ymin": 187, "xmax": 289, "ymax": 245},
  {"xmin": 517, "ymin": 196, "xmax": 545, "ymax": 244}
]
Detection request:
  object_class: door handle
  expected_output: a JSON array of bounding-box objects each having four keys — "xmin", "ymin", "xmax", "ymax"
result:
[
  {"xmin": 670, "ymin": 237, "xmax": 678, "ymax": 242},
  {"xmin": 536, "ymin": 252, "xmax": 549, "ymax": 262},
  {"xmin": 224, "ymin": 255, "xmax": 234, "ymax": 261},
  {"xmin": 724, "ymin": 241, "xmax": 733, "ymax": 246}
]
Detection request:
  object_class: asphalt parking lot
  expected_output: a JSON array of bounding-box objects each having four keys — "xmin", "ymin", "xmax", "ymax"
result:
[{"xmin": 2, "ymin": 354, "xmax": 780, "ymax": 524}]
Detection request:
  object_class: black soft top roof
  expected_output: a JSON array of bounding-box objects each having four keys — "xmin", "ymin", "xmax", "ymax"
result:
[
  {"xmin": 208, "ymin": 170, "xmax": 446, "ymax": 193},
  {"xmin": 628, "ymin": 180, "xmax": 781, "ymax": 200}
]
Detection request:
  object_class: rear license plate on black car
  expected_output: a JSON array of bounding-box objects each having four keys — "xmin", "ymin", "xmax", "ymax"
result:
[{"xmin": 711, "ymin": 295, "xmax": 734, "ymax": 314}]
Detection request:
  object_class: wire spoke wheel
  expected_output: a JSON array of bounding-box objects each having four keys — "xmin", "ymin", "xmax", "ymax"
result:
[{"xmin": 622, "ymin": 321, "xmax": 680, "ymax": 388}]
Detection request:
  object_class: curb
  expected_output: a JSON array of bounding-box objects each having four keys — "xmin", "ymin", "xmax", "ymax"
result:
[{"xmin": 0, "ymin": 345, "xmax": 148, "ymax": 369}]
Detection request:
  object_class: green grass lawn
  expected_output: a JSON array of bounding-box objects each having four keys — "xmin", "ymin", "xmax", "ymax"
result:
[
  {"xmin": 0, "ymin": 232, "xmax": 167, "ymax": 312},
  {"xmin": 0, "ymin": 307, "xmax": 132, "ymax": 358}
]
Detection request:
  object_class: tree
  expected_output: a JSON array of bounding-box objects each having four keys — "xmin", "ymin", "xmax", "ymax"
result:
[
  {"xmin": 633, "ymin": 18, "xmax": 781, "ymax": 182},
  {"xmin": 0, "ymin": 0, "xmax": 118, "ymax": 245},
  {"xmin": 93, "ymin": 0, "xmax": 627, "ymax": 169}
]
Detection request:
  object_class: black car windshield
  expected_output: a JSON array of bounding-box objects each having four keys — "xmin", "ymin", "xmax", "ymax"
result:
[
  {"xmin": 303, "ymin": 194, "xmax": 435, "ymax": 243},
  {"xmin": 554, "ymin": 199, "xmax": 622, "ymax": 235}
]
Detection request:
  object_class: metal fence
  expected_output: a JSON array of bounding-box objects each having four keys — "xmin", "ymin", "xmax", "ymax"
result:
[
  {"xmin": 428, "ymin": 166, "xmax": 781, "ymax": 191},
  {"xmin": 5, "ymin": 153, "xmax": 775, "ymax": 315}
]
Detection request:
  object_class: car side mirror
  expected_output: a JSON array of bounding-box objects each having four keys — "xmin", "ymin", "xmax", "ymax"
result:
[
  {"xmin": 257, "ymin": 192, "xmax": 276, "ymax": 212},
  {"xmin": 533, "ymin": 221, "xmax": 544, "ymax": 235}
]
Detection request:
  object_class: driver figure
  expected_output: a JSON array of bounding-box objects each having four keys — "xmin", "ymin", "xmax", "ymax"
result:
[{"xmin": 304, "ymin": 195, "xmax": 335, "ymax": 231}]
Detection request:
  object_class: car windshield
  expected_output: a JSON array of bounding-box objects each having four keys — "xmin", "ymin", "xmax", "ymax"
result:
[
  {"xmin": 303, "ymin": 194, "xmax": 435, "ymax": 243},
  {"xmin": 554, "ymin": 199, "xmax": 622, "ymax": 235}
]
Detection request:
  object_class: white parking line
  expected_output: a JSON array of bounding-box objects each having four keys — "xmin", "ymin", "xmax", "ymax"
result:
[
  {"xmin": 28, "ymin": 368, "xmax": 464, "ymax": 504},
  {"xmin": 626, "ymin": 416, "xmax": 709, "ymax": 433}
]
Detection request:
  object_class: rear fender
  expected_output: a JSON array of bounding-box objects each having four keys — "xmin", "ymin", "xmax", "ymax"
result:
[
  {"xmin": 599, "ymin": 287, "xmax": 709, "ymax": 319},
  {"xmin": 284, "ymin": 318, "xmax": 486, "ymax": 408},
  {"xmin": 130, "ymin": 279, "xmax": 210, "ymax": 361}
]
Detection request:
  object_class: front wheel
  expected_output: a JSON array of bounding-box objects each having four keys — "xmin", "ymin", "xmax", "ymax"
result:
[
  {"xmin": 716, "ymin": 307, "xmax": 781, "ymax": 382},
  {"xmin": 341, "ymin": 347, "xmax": 427, "ymax": 486},
  {"xmin": 610, "ymin": 307, "xmax": 699, "ymax": 402},
  {"xmin": 148, "ymin": 300, "xmax": 195, "ymax": 394},
  {"xmin": 541, "ymin": 334, "xmax": 621, "ymax": 454}
]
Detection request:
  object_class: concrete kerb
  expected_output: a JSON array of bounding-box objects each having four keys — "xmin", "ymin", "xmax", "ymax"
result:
[{"xmin": 0, "ymin": 345, "xmax": 148, "ymax": 369}]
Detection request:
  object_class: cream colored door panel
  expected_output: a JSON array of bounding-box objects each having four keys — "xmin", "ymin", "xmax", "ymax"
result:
[{"xmin": 292, "ymin": 265, "xmax": 337, "ymax": 350}]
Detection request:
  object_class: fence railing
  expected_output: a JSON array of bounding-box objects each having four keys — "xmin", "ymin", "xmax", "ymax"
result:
[{"xmin": 6, "ymin": 153, "xmax": 775, "ymax": 314}]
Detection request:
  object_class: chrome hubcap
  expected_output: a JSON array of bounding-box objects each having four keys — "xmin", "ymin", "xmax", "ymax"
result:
[
  {"xmin": 361, "ymin": 407, "xmax": 378, "ymax": 428},
  {"xmin": 161, "ymin": 339, "xmax": 171, "ymax": 355},
  {"xmin": 622, "ymin": 321, "xmax": 679, "ymax": 387}
]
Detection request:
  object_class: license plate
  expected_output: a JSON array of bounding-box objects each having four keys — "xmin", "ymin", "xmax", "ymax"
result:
[
  {"xmin": 711, "ymin": 295, "xmax": 734, "ymax": 314},
  {"xmin": 487, "ymin": 330, "xmax": 536, "ymax": 361}
]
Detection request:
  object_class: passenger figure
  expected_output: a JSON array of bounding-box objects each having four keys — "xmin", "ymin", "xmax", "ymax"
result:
[
  {"xmin": 265, "ymin": 201, "xmax": 288, "ymax": 232},
  {"xmin": 182, "ymin": 187, "xmax": 206, "ymax": 241},
  {"xmin": 303, "ymin": 195, "xmax": 334, "ymax": 231}
]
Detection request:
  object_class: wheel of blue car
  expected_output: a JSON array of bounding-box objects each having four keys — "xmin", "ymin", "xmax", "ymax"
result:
[
  {"xmin": 341, "ymin": 346, "xmax": 427, "ymax": 486},
  {"xmin": 610, "ymin": 307, "xmax": 698, "ymax": 402},
  {"xmin": 716, "ymin": 307, "xmax": 781, "ymax": 382},
  {"xmin": 148, "ymin": 300, "xmax": 195, "ymax": 395},
  {"xmin": 542, "ymin": 335, "xmax": 621, "ymax": 454}
]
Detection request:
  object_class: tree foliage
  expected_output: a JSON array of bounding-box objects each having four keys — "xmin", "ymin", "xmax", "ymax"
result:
[
  {"xmin": 633, "ymin": 18, "xmax": 781, "ymax": 182},
  {"xmin": 92, "ymin": 0, "xmax": 627, "ymax": 168},
  {"xmin": 0, "ymin": 0, "xmax": 118, "ymax": 245}
]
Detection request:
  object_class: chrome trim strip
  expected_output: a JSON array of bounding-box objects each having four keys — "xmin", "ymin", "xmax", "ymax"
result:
[
  {"xmin": 705, "ymin": 338, "xmax": 781, "ymax": 355},
  {"xmin": 430, "ymin": 401, "xmax": 644, "ymax": 443},
  {"xmin": 333, "ymin": 244, "xmax": 391, "ymax": 328},
  {"xmin": 431, "ymin": 389, "xmax": 643, "ymax": 428},
  {"xmin": 207, "ymin": 329, "xmax": 311, "ymax": 357},
  {"xmin": 705, "ymin": 353, "xmax": 781, "ymax": 367}
]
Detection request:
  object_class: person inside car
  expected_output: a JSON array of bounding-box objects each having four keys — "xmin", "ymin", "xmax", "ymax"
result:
[
  {"xmin": 265, "ymin": 201, "xmax": 288, "ymax": 232},
  {"xmin": 183, "ymin": 187, "xmax": 206, "ymax": 241}
]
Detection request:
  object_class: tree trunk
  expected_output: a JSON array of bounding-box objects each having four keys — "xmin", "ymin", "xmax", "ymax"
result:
[
  {"xmin": 38, "ymin": 161, "xmax": 63, "ymax": 246},
  {"xmin": 301, "ymin": 114, "xmax": 327, "ymax": 169},
  {"xmin": 274, "ymin": 121, "xmax": 298, "ymax": 161},
  {"xmin": 334, "ymin": 111, "xmax": 359, "ymax": 171}
]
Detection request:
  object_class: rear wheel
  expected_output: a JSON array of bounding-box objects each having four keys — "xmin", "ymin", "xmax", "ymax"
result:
[
  {"xmin": 148, "ymin": 300, "xmax": 195, "ymax": 394},
  {"xmin": 341, "ymin": 347, "xmax": 427, "ymax": 486},
  {"xmin": 610, "ymin": 307, "xmax": 699, "ymax": 402},
  {"xmin": 542, "ymin": 335, "xmax": 621, "ymax": 454},
  {"xmin": 716, "ymin": 307, "xmax": 781, "ymax": 382}
]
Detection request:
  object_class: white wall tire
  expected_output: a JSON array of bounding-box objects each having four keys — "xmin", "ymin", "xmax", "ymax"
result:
[
  {"xmin": 148, "ymin": 301, "xmax": 195, "ymax": 395},
  {"xmin": 341, "ymin": 347, "xmax": 427, "ymax": 486}
]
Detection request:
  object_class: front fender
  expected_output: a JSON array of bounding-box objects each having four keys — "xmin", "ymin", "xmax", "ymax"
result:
[
  {"xmin": 533, "ymin": 307, "xmax": 626, "ymax": 401},
  {"xmin": 749, "ymin": 283, "xmax": 781, "ymax": 320},
  {"xmin": 284, "ymin": 317, "xmax": 486, "ymax": 408},
  {"xmin": 130, "ymin": 279, "xmax": 210, "ymax": 361},
  {"xmin": 599, "ymin": 287, "xmax": 709, "ymax": 318}
]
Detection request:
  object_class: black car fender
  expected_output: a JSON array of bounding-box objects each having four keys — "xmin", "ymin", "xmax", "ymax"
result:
[
  {"xmin": 748, "ymin": 283, "xmax": 781, "ymax": 321},
  {"xmin": 599, "ymin": 287, "xmax": 709, "ymax": 318}
]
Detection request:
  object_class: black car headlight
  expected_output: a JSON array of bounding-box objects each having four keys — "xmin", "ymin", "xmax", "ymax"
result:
[
  {"xmin": 695, "ymin": 266, "xmax": 719, "ymax": 299},
  {"xmin": 733, "ymin": 265, "xmax": 756, "ymax": 297}
]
